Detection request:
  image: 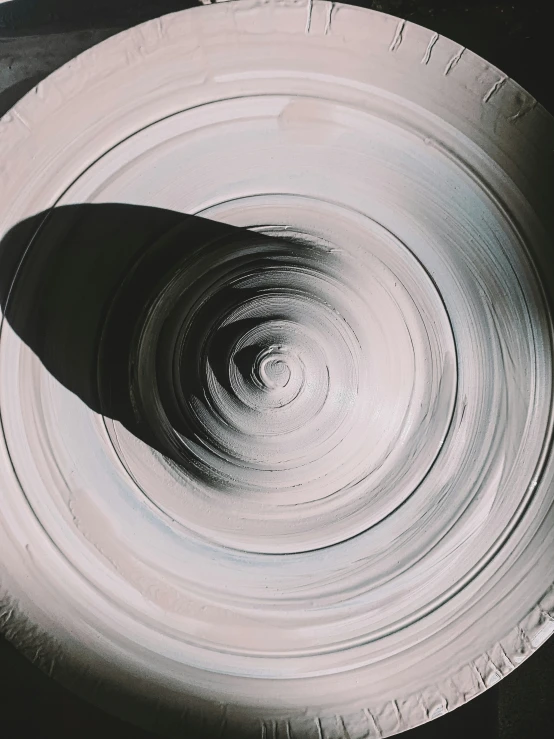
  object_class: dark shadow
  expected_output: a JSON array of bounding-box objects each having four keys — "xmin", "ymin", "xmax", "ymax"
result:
[
  {"xmin": 0, "ymin": 202, "xmax": 187, "ymax": 417},
  {"xmin": 0, "ymin": 632, "xmax": 160, "ymax": 739},
  {"xmin": 0, "ymin": 204, "xmax": 297, "ymax": 483},
  {"xmin": 0, "ymin": 74, "xmax": 45, "ymax": 119},
  {"xmin": 205, "ymin": 316, "xmax": 266, "ymax": 393}
]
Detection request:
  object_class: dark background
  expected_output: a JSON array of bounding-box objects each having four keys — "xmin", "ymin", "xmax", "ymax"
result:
[{"xmin": 0, "ymin": 1, "xmax": 552, "ymax": 737}]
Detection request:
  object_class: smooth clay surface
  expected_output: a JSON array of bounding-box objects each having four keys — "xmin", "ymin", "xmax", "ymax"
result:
[{"xmin": 1, "ymin": 1, "xmax": 554, "ymax": 737}]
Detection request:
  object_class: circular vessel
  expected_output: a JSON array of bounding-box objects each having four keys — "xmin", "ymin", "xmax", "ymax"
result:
[{"xmin": 1, "ymin": 2, "xmax": 553, "ymax": 736}]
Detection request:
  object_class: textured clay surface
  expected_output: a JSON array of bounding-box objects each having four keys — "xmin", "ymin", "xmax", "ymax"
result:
[{"xmin": 1, "ymin": 2, "xmax": 554, "ymax": 737}]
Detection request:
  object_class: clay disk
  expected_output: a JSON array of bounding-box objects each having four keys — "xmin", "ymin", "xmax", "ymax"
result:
[{"xmin": 1, "ymin": 1, "xmax": 554, "ymax": 737}]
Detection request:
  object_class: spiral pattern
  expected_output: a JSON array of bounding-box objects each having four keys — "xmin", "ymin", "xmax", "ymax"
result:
[
  {"xmin": 1, "ymin": 2, "xmax": 554, "ymax": 737},
  {"xmin": 100, "ymin": 199, "xmax": 455, "ymax": 554}
]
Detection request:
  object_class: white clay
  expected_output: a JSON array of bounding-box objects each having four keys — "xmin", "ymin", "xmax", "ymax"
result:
[{"xmin": 1, "ymin": 2, "xmax": 554, "ymax": 737}]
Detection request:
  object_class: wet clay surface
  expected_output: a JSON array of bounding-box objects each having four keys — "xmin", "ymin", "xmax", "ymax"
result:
[{"xmin": 1, "ymin": 2, "xmax": 553, "ymax": 738}]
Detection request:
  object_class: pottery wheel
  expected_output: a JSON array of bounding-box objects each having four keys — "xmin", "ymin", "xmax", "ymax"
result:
[{"xmin": 1, "ymin": 2, "xmax": 554, "ymax": 737}]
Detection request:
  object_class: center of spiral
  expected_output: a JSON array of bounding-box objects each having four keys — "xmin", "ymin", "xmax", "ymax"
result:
[{"xmin": 256, "ymin": 347, "xmax": 291, "ymax": 390}]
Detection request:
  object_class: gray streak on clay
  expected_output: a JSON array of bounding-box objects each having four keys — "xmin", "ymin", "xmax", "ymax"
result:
[
  {"xmin": 444, "ymin": 45, "xmax": 465, "ymax": 75},
  {"xmin": 483, "ymin": 75, "xmax": 507, "ymax": 103},
  {"xmin": 421, "ymin": 32, "xmax": 439, "ymax": 65},
  {"xmin": 324, "ymin": 1, "xmax": 334, "ymax": 36},
  {"xmin": 388, "ymin": 18, "xmax": 405, "ymax": 52},
  {"xmin": 305, "ymin": 0, "xmax": 313, "ymax": 34}
]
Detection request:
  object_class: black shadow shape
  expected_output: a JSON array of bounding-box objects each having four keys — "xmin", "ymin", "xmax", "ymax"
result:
[{"xmin": 0, "ymin": 204, "xmax": 295, "ymax": 468}]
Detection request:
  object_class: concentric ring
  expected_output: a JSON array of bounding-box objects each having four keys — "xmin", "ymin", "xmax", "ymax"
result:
[{"xmin": 1, "ymin": 2, "xmax": 554, "ymax": 737}]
